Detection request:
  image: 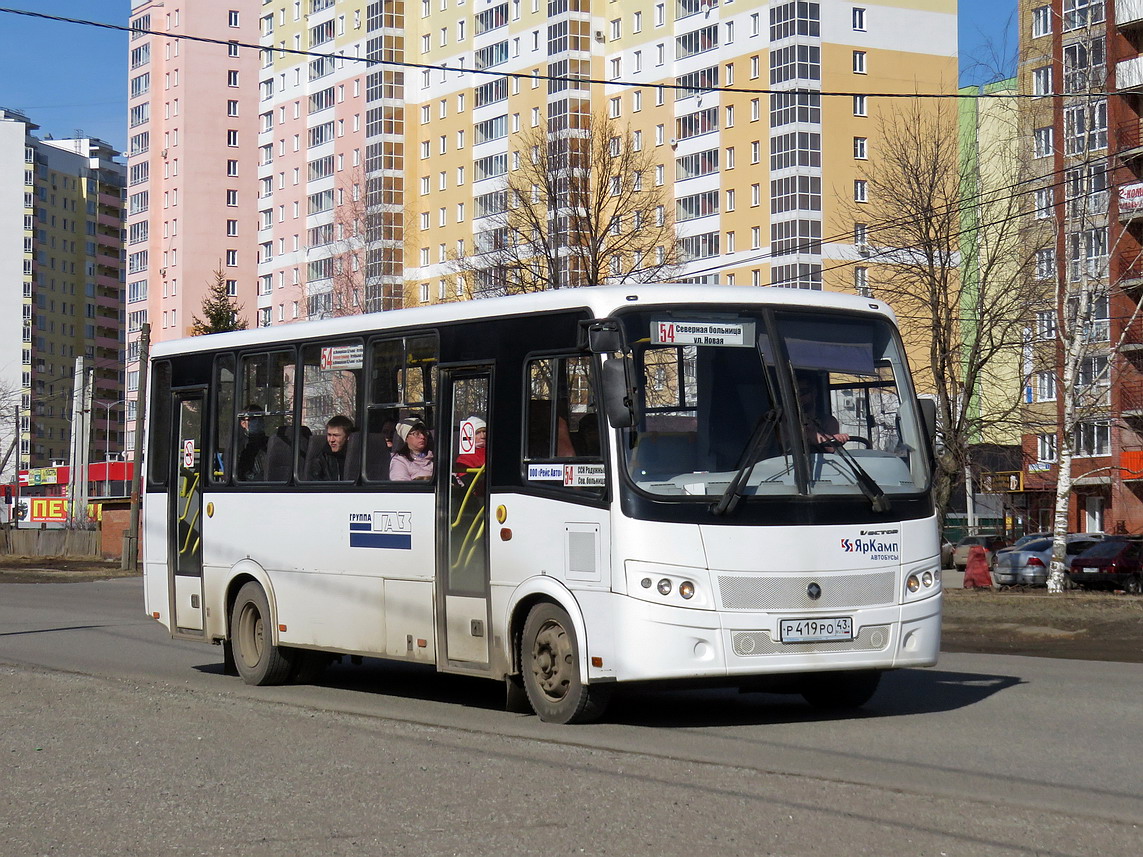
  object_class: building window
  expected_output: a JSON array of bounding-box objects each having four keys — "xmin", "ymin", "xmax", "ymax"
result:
[
  {"xmin": 854, "ymin": 180, "xmax": 868, "ymax": 203},
  {"xmin": 1036, "ymin": 371, "xmax": 1056, "ymax": 401},
  {"xmin": 852, "ymin": 7, "xmax": 866, "ymax": 31},
  {"xmin": 852, "ymin": 51, "xmax": 866, "ymax": 73},
  {"xmin": 1032, "ymin": 6, "xmax": 1052, "ymax": 37},
  {"xmin": 1036, "ymin": 309, "xmax": 1057, "ymax": 339},
  {"xmin": 1037, "ymin": 433, "xmax": 1057, "ymax": 462},
  {"xmin": 854, "ymin": 266, "xmax": 869, "ymax": 295},
  {"xmin": 853, "ymin": 137, "xmax": 867, "ymax": 159},
  {"xmin": 228, "ymin": 9, "xmax": 240, "ymax": 27},
  {"xmin": 1032, "ymin": 66, "xmax": 1052, "ymax": 96},
  {"xmin": 1035, "ymin": 187, "xmax": 1054, "ymax": 218},
  {"xmin": 1035, "ymin": 248, "xmax": 1056, "ymax": 279},
  {"xmin": 1034, "ymin": 126, "xmax": 1054, "ymax": 158},
  {"xmin": 853, "ymin": 95, "xmax": 867, "ymax": 116},
  {"xmin": 1063, "ymin": 0, "xmax": 1104, "ymax": 32},
  {"xmin": 1074, "ymin": 421, "xmax": 1110, "ymax": 457}
]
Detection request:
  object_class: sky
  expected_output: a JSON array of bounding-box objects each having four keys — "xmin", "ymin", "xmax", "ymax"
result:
[{"xmin": 0, "ymin": 0, "xmax": 1015, "ymax": 155}]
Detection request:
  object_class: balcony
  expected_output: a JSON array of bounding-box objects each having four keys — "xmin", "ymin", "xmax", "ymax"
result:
[
  {"xmin": 1118, "ymin": 55, "xmax": 1143, "ymax": 91},
  {"xmin": 1117, "ymin": 250, "xmax": 1143, "ymax": 294},
  {"xmin": 1118, "ymin": 0, "xmax": 1143, "ymax": 28},
  {"xmin": 1117, "ymin": 119, "xmax": 1143, "ymax": 161}
]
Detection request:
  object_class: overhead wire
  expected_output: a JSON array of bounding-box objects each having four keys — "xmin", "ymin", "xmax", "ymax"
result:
[{"xmin": 0, "ymin": 5, "xmax": 1113, "ymax": 102}]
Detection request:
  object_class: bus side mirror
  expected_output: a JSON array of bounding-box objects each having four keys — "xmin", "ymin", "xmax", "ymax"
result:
[
  {"xmin": 586, "ymin": 320, "xmax": 624, "ymax": 354},
  {"xmin": 602, "ymin": 356, "xmax": 639, "ymax": 429},
  {"xmin": 918, "ymin": 397, "xmax": 937, "ymax": 445}
]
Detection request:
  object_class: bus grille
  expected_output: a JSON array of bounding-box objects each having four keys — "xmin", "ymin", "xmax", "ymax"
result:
[
  {"xmin": 732, "ymin": 625, "xmax": 892, "ymax": 656},
  {"xmin": 717, "ymin": 572, "xmax": 896, "ymax": 610}
]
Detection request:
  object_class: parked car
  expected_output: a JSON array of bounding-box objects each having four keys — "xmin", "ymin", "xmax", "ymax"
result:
[
  {"xmin": 952, "ymin": 535, "xmax": 1008, "ymax": 571},
  {"xmin": 1068, "ymin": 538, "xmax": 1143, "ymax": 593},
  {"xmin": 992, "ymin": 534, "xmax": 1104, "ymax": 587}
]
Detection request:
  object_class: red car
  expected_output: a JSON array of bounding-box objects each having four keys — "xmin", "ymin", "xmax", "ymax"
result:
[{"xmin": 1067, "ymin": 538, "xmax": 1143, "ymax": 594}]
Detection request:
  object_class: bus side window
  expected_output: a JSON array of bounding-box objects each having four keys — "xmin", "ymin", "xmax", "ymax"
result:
[
  {"xmin": 365, "ymin": 334, "xmax": 437, "ymax": 483},
  {"xmin": 147, "ymin": 360, "xmax": 173, "ymax": 488},
  {"xmin": 211, "ymin": 354, "xmax": 236, "ymax": 483},
  {"xmin": 239, "ymin": 351, "xmax": 296, "ymax": 483},
  {"xmin": 298, "ymin": 341, "xmax": 362, "ymax": 483},
  {"xmin": 524, "ymin": 356, "xmax": 603, "ymax": 493}
]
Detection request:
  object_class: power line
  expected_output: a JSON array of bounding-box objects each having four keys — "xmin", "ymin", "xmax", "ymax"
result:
[{"xmin": 0, "ymin": 6, "xmax": 1110, "ymax": 101}]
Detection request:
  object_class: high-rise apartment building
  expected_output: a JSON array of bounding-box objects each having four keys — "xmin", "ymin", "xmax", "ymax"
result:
[
  {"xmin": 0, "ymin": 108, "xmax": 124, "ymax": 480},
  {"xmin": 130, "ymin": 0, "xmax": 956, "ymax": 356},
  {"xmin": 1015, "ymin": 0, "xmax": 1143, "ymax": 533},
  {"xmin": 246, "ymin": 0, "xmax": 956, "ymax": 319},
  {"xmin": 126, "ymin": 0, "xmax": 261, "ymax": 450}
]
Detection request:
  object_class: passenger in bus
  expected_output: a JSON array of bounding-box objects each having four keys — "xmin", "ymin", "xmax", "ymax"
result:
[
  {"xmin": 307, "ymin": 414, "xmax": 354, "ymax": 481},
  {"xmin": 796, "ymin": 372, "xmax": 849, "ymax": 451},
  {"xmin": 453, "ymin": 416, "xmax": 486, "ymax": 488},
  {"xmin": 236, "ymin": 405, "xmax": 268, "ymax": 481},
  {"xmin": 391, "ymin": 417, "xmax": 434, "ymax": 481},
  {"xmin": 454, "ymin": 416, "xmax": 487, "ymax": 471}
]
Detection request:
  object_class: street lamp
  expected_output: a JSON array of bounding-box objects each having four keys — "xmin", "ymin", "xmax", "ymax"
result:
[{"xmin": 97, "ymin": 398, "xmax": 127, "ymax": 498}]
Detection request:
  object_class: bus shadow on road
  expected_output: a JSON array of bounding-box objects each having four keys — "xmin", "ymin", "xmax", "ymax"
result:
[
  {"xmin": 604, "ymin": 668, "xmax": 1024, "ymax": 727},
  {"xmin": 195, "ymin": 659, "xmax": 1021, "ymax": 727}
]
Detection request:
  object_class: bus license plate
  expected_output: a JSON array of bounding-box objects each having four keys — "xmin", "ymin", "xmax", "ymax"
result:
[
  {"xmin": 780, "ymin": 617, "xmax": 854, "ymax": 643},
  {"xmin": 1084, "ymin": 567, "xmax": 1098, "ymax": 574}
]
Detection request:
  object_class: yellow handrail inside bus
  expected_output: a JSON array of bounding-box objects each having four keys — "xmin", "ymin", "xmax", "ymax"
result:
[{"xmin": 449, "ymin": 465, "xmax": 485, "ymax": 528}]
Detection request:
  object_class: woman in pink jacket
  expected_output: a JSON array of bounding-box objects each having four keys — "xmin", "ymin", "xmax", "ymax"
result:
[{"xmin": 390, "ymin": 418, "xmax": 434, "ymax": 481}]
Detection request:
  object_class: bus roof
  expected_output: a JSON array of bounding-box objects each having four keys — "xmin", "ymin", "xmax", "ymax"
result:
[{"xmin": 150, "ymin": 285, "xmax": 897, "ymax": 359}]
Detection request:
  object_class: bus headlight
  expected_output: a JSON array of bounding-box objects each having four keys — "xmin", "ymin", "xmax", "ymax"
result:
[
  {"xmin": 657, "ymin": 578, "xmax": 672, "ymax": 595},
  {"xmin": 679, "ymin": 581, "xmax": 695, "ymax": 599},
  {"xmin": 922, "ymin": 571, "xmax": 934, "ymax": 587},
  {"xmin": 907, "ymin": 574, "xmax": 921, "ymax": 593}
]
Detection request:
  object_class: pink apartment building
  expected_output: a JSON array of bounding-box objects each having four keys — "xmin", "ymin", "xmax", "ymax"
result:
[{"xmin": 126, "ymin": 0, "xmax": 260, "ymax": 450}]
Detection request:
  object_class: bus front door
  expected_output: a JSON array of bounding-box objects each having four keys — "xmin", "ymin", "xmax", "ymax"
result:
[
  {"xmin": 169, "ymin": 390, "xmax": 205, "ymax": 635},
  {"xmin": 438, "ymin": 369, "xmax": 492, "ymax": 669}
]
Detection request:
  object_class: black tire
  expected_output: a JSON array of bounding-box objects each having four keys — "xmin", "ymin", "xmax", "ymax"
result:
[
  {"xmin": 290, "ymin": 650, "xmax": 333, "ymax": 684},
  {"xmin": 521, "ymin": 602, "xmax": 611, "ymax": 724},
  {"xmin": 230, "ymin": 582, "xmax": 296, "ymax": 686},
  {"xmin": 1126, "ymin": 575, "xmax": 1143, "ymax": 595},
  {"xmin": 801, "ymin": 670, "xmax": 881, "ymax": 711}
]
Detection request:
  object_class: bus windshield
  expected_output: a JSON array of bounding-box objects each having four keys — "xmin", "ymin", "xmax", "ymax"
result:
[{"xmin": 618, "ymin": 307, "xmax": 931, "ymax": 503}]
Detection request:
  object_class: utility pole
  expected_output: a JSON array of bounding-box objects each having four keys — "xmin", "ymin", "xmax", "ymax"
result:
[
  {"xmin": 122, "ymin": 323, "xmax": 150, "ymax": 570},
  {"xmin": 67, "ymin": 357, "xmax": 93, "ymax": 527}
]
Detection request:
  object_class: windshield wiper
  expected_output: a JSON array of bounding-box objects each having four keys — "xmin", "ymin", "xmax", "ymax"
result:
[
  {"xmin": 711, "ymin": 408, "xmax": 783, "ymax": 517},
  {"xmin": 807, "ymin": 419, "xmax": 891, "ymax": 513}
]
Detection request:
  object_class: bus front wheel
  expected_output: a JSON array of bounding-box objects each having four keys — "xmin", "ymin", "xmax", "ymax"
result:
[
  {"xmin": 230, "ymin": 582, "xmax": 296, "ymax": 686},
  {"xmin": 521, "ymin": 603, "xmax": 610, "ymax": 724},
  {"xmin": 800, "ymin": 670, "xmax": 881, "ymax": 711}
]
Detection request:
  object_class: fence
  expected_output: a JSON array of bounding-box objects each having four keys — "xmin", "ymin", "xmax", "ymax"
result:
[{"xmin": 0, "ymin": 528, "xmax": 100, "ymax": 558}]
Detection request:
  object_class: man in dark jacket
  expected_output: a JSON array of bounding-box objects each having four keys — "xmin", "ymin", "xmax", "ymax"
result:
[{"xmin": 307, "ymin": 414, "xmax": 354, "ymax": 481}]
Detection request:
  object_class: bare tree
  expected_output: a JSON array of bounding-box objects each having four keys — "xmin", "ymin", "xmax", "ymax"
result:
[
  {"xmin": 851, "ymin": 98, "xmax": 1049, "ymax": 527},
  {"xmin": 453, "ymin": 113, "xmax": 682, "ymax": 295}
]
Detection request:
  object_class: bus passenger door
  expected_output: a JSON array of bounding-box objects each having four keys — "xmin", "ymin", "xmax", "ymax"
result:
[
  {"xmin": 169, "ymin": 390, "xmax": 206, "ymax": 635},
  {"xmin": 438, "ymin": 368, "xmax": 492, "ymax": 668}
]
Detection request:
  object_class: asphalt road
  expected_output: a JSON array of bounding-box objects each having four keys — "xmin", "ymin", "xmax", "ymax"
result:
[{"xmin": 1, "ymin": 578, "xmax": 1140, "ymax": 856}]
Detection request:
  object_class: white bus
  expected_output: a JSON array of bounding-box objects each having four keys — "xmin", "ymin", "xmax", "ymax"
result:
[{"xmin": 142, "ymin": 286, "xmax": 941, "ymax": 723}]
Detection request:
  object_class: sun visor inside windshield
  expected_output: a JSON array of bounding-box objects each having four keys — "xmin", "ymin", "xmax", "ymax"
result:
[{"xmin": 757, "ymin": 335, "xmax": 877, "ymax": 375}]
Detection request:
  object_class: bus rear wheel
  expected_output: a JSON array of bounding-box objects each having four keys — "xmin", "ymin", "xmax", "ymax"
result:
[
  {"xmin": 231, "ymin": 582, "xmax": 296, "ymax": 686},
  {"xmin": 521, "ymin": 603, "xmax": 610, "ymax": 724},
  {"xmin": 800, "ymin": 670, "xmax": 881, "ymax": 711}
]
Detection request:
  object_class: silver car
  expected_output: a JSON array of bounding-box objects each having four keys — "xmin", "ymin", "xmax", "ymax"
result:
[{"xmin": 992, "ymin": 534, "xmax": 1104, "ymax": 586}]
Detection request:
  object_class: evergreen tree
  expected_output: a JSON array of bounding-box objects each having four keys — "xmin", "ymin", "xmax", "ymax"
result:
[{"xmin": 191, "ymin": 268, "xmax": 247, "ymax": 335}]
